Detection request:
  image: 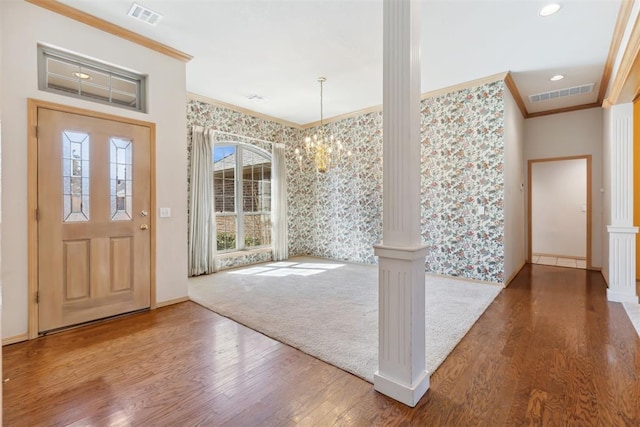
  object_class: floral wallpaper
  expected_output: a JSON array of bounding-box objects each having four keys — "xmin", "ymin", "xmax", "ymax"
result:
[
  {"xmin": 217, "ymin": 250, "xmax": 273, "ymax": 271},
  {"xmin": 290, "ymin": 112, "xmax": 383, "ymax": 264},
  {"xmin": 186, "ymin": 80, "xmax": 507, "ymax": 282},
  {"xmin": 420, "ymin": 81, "xmax": 505, "ymax": 282}
]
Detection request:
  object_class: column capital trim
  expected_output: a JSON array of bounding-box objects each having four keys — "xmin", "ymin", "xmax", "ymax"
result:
[
  {"xmin": 607, "ymin": 225, "xmax": 639, "ymax": 234},
  {"xmin": 374, "ymin": 244, "xmax": 428, "ymax": 260}
]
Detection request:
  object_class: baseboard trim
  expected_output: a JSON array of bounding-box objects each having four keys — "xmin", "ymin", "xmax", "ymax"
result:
[
  {"xmin": 3, "ymin": 333, "xmax": 29, "ymax": 346},
  {"xmin": 504, "ymin": 261, "xmax": 526, "ymax": 288},
  {"xmin": 533, "ymin": 253, "xmax": 587, "ymax": 260},
  {"xmin": 156, "ymin": 296, "xmax": 190, "ymax": 308},
  {"xmin": 424, "ymin": 272, "xmax": 503, "ymax": 287}
]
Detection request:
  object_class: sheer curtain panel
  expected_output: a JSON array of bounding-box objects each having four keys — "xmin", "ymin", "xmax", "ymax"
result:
[
  {"xmin": 272, "ymin": 143, "xmax": 288, "ymax": 261},
  {"xmin": 189, "ymin": 126, "xmax": 216, "ymax": 275}
]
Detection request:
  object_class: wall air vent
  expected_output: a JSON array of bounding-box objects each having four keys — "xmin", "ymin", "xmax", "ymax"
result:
[
  {"xmin": 528, "ymin": 83, "xmax": 595, "ymax": 103},
  {"xmin": 127, "ymin": 3, "xmax": 162, "ymax": 25}
]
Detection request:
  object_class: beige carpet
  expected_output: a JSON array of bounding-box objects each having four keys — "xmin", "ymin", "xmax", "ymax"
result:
[{"xmin": 189, "ymin": 256, "xmax": 501, "ymax": 383}]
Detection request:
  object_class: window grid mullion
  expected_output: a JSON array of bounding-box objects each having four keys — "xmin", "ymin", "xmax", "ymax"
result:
[{"xmin": 236, "ymin": 146, "xmax": 244, "ymax": 251}]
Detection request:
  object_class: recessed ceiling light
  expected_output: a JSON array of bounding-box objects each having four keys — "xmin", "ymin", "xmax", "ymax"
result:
[
  {"xmin": 73, "ymin": 71, "xmax": 92, "ymax": 80},
  {"xmin": 248, "ymin": 94, "xmax": 265, "ymax": 104},
  {"xmin": 550, "ymin": 74, "xmax": 565, "ymax": 81},
  {"xmin": 539, "ymin": 3, "xmax": 561, "ymax": 17}
]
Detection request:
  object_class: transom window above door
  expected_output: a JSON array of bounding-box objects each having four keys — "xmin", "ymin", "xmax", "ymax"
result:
[
  {"xmin": 213, "ymin": 144, "xmax": 272, "ymax": 252},
  {"xmin": 38, "ymin": 45, "xmax": 147, "ymax": 113}
]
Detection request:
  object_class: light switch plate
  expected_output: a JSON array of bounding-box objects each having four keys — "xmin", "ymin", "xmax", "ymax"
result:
[{"xmin": 159, "ymin": 207, "xmax": 171, "ymax": 218}]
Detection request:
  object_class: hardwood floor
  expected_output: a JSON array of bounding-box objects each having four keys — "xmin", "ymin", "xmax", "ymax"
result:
[{"xmin": 4, "ymin": 264, "xmax": 640, "ymax": 426}]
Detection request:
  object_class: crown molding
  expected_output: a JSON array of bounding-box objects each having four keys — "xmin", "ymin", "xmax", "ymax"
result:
[
  {"xmin": 526, "ymin": 102, "xmax": 601, "ymax": 119},
  {"xmin": 305, "ymin": 72, "xmax": 511, "ymax": 128},
  {"xmin": 422, "ymin": 71, "xmax": 509, "ymax": 101},
  {"xmin": 504, "ymin": 72, "xmax": 528, "ymax": 118},
  {"xmin": 192, "ymin": 70, "xmax": 608, "ymax": 128},
  {"xmin": 598, "ymin": 0, "xmax": 635, "ymax": 105},
  {"xmin": 187, "ymin": 92, "xmax": 303, "ymax": 129},
  {"xmin": 604, "ymin": 2, "xmax": 640, "ymax": 106},
  {"xmin": 25, "ymin": 0, "xmax": 192, "ymax": 62}
]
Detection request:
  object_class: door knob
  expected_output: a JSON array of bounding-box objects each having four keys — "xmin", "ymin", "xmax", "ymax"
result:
[{"xmin": 140, "ymin": 224, "xmax": 149, "ymax": 230}]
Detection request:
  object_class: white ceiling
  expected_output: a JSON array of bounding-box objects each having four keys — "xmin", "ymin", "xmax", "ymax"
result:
[{"xmin": 58, "ymin": 0, "xmax": 623, "ymax": 124}]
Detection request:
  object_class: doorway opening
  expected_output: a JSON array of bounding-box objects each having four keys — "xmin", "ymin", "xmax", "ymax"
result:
[{"xmin": 528, "ymin": 156, "xmax": 591, "ymax": 270}]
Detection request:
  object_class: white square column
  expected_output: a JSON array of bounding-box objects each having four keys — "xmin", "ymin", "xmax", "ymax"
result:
[
  {"xmin": 374, "ymin": 0, "xmax": 429, "ymax": 407},
  {"xmin": 606, "ymin": 103, "xmax": 638, "ymax": 303}
]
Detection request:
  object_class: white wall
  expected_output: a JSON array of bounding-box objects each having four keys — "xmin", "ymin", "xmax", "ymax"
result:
[
  {"xmin": 503, "ymin": 86, "xmax": 525, "ymax": 283},
  {"xmin": 601, "ymin": 108, "xmax": 612, "ymax": 283},
  {"xmin": 524, "ymin": 108, "xmax": 603, "ymax": 268},
  {"xmin": 531, "ymin": 159, "xmax": 587, "ymax": 257},
  {"xmin": 0, "ymin": 0, "xmax": 4, "ymax": 417},
  {"xmin": 1, "ymin": 1, "xmax": 188, "ymax": 340}
]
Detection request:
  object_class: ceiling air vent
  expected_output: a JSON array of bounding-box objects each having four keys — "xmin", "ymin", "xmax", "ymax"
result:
[
  {"xmin": 528, "ymin": 83, "xmax": 595, "ymax": 103},
  {"xmin": 127, "ymin": 3, "xmax": 162, "ymax": 25}
]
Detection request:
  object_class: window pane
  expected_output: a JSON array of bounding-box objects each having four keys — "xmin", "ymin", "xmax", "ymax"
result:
[
  {"xmin": 244, "ymin": 214, "xmax": 271, "ymax": 248},
  {"xmin": 62, "ymin": 130, "xmax": 90, "ymax": 222},
  {"xmin": 110, "ymin": 137, "xmax": 133, "ymax": 220},
  {"xmin": 242, "ymin": 150, "xmax": 271, "ymax": 214},
  {"xmin": 213, "ymin": 146, "xmax": 236, "ymax": 213},
  {"xmin": 81, "ymin": 84, "xmax": 111, "ymax": 103},
  {"xmin": 111, "ymin": 76, "xmax": 137, "ymax": 95},
  {"xmin": 216, "ymin": 215, "xmax": 237, "ymax": 251},
  {"xmin": 213, "ymin": 145, "xmax": 272, "ymax": 252}
]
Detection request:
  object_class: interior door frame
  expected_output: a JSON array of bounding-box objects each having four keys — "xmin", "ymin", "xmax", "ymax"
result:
[
  {"xmin": 27, "ymin": 98, "xmax": 157, "ymax": 339},
  {"xmin": 527, "ymin": 155, "xmax": 592, "ymax": 269}
]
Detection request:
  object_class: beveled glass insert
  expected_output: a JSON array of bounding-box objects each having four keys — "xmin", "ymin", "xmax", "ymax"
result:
[
  {"xmin": 63, "ymin": 131, "xmax": 90, "ymax": 222},
  {"xmin": 110, "ymin": 137, "xmax": 133, "ymax": 220}
]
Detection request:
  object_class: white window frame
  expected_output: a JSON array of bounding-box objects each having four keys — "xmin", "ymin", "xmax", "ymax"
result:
[{"xmin": 214, "ymin": 142, "xmax": 272, "ymax": 253}]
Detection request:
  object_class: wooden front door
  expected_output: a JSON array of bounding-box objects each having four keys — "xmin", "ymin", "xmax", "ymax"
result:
[{"xmin": 37, "ymin": 108, "xmax": 151, "ymax": 332}]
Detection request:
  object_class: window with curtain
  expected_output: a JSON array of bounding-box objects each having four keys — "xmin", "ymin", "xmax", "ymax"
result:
[{"xmin": 213, "ymin": 144, "xmax": 272, "ymax": 252}]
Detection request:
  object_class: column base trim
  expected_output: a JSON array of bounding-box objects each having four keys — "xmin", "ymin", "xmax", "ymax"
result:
[
  {"xmin": 374, "ymin": 370, "xmax": 430, "ymax": 407},
  {"xmin": 607, "ymin": 289, "xmax": 639, "ymax": 304}
]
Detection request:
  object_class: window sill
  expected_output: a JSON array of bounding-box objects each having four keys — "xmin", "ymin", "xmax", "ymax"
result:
[{"xmin": 216, "ymin": 247, "xmax": 272, "ymax": 259}]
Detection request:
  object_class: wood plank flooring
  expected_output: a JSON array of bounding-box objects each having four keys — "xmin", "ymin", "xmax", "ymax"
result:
[{"xmin": 4, "ymin": 264, "xmax": 640, "ymax": 426}]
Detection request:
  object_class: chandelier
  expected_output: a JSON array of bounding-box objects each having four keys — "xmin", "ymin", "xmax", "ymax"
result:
[{"xmin": 295, "ymin": 77, "xmax": 351, "ymax": 173}]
